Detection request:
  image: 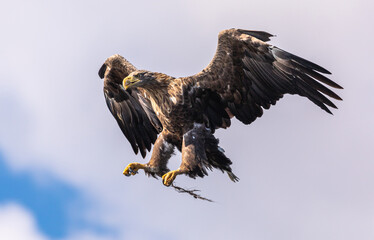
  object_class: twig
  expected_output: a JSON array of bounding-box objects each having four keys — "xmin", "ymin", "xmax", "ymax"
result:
[{"xmin": 171, "ymin": 183, "xmax": 213, "ymax": 202}]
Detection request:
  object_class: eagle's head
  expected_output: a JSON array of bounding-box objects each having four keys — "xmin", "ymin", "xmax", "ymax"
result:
[{"xmin": 123, "ymin": 70, "xmax": 173, "ymax": 91}]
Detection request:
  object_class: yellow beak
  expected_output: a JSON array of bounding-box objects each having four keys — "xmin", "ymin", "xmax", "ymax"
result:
[{"xmin": 123, "ymin": 76, "xmax": 140, "ymax": 90}]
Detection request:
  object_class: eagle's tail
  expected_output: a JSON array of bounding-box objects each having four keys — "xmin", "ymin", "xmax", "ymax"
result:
[
  {"xmin": 204, "ymin": 134, "xmax": 239, "ymax": 182},
  {"xmin": 227, "ymin": 171, "xmax": 240, "ymax": 182}
]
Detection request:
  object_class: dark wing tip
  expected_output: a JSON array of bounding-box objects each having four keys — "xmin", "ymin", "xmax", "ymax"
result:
[
  {"xmin": 98, "ymin": 63, "xmax": 107, "ymax": 79},
  {"xmin": 272, "ymin": 47, "xmax": 332, "ymax": 75},
  {"xmin": 326, "ymin": 109, "xmax": 333, "ymax": 115},
  {"xmin": 333, "ymin": 83, "xmax": 344, "ymax": 90},
  {"xmin": 311, "ymin": 64, "xmax": 331, "ymax": 75},
  {"xmin": 237, "ymin": 29, "xmax": 274, "ymax": 42}
]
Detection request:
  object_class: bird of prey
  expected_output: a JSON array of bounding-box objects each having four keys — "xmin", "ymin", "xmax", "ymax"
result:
[{"xmin": 98, "ymin": 29, "xmax": 342, "ymax": 187}]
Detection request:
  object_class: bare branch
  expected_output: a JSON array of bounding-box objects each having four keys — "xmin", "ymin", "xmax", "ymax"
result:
[{"xmin": 171, "ymin": 183, "xmax": 214, "ymax": 202}]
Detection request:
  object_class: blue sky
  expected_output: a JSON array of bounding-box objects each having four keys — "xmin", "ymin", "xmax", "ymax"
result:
[
  {"xmin": 0, "ymin": 151, "xmax": 117, "ymax": 240},
  {"xmin": 0, "ymin": 152, "xmax": 74, "ymax": 238},
  {"xmin": 1, "ymin": 0, "xmax": 373, "ymax": 240},
  {"xmin": 0, "ymin": 152, "xmax": 78, "ymax": 238}
]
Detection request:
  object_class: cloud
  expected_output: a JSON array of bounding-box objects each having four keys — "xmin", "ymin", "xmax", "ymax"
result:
[
  {"xmin": 0, "ymin": 203, "xmax": 47, "ymax": 240},
  {"xmin": 0, "ymin": 203, "xmax": 120, "ymax": 240}
]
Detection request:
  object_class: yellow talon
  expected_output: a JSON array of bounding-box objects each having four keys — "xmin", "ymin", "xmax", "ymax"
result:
[
  {"xmin": 123, "ymin": 162, "xmax": 145, "ymax": 176},
  {"xmin": 162, "ymin": 169, "xmax": 181, "ymax": 187}
]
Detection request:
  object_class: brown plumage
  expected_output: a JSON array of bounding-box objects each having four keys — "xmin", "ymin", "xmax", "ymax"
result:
[{"xmin": 99, "ymin": 29, "xmax": 342, "ymax": 186}]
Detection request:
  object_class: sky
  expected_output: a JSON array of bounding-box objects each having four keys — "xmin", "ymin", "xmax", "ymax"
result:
[{"xmin": 0, "ymin": 0, "xmax": 373, "ymax": 239}]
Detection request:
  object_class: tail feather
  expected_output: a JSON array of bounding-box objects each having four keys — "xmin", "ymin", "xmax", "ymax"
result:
[
  {"xmin": 227, "ymin": 171, "xmax": 239, "ymax": 182},
  {"xmin": 204, "ymin": 134, "xmax": 239, "ymax": 182}
]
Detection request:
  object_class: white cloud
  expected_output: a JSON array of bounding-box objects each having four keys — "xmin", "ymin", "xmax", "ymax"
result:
[
  {"xmin": 0, "ymin": 203, "xmax": 119, "ymax": 240},
  {"xmin": 0, "ymin": 203, "xmax": 47, "ymax": 240}
]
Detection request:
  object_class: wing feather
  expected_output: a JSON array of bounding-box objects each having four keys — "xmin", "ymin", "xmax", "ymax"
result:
[
  {"xmin": 104, "ymin": 81, "xmax": 162, "ymax": 158},
  {"xmin": 184, "ymin": 28, "xmax": 342, "ymax": 126},
  {"xmin": 99, "ymin": 55, "xmax": 162, "ymax": 158}
]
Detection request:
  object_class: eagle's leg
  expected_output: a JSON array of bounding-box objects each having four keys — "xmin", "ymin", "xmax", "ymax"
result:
[
  {"xmin": 162, "ymin": 123, "xmax": 207, "ymax": 186},
  {"xmin": 144, "ymin": 132, "xmax": 175, "ymax": 177},
  {"xmin": 123, "ymin": 132, "xmax": 175, "ymax": 177}
]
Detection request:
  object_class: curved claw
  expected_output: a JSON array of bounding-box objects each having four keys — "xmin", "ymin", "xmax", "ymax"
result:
[
  {"xmin": 123, "ymin": 162, "xmax": 145, "ymax": 176},
  {"xmin": 124, "ymin": 167, "xmax": 138, "ymax": 177},
  {"xmin": 162, "ymin": 169, "xmax": 181, "ymax": 187}
]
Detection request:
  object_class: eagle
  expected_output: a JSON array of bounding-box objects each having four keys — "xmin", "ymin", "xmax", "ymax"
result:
[{"xmin": 98, "ymin": 29, "xmax": 342, "ymax": 187}]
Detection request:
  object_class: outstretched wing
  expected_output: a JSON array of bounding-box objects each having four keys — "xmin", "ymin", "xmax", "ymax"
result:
[
  {"xmin": 100, "ymin": 62, "xmax": 162, "ymax": 158},
  {"xmin": 185, "ymin": 29, "xmax": 342, "ymax": 127}
]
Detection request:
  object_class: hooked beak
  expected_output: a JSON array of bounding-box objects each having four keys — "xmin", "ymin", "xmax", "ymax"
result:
[{"xmin": 123, "ymin": 75, "xmax": 140, "ymax": 90}]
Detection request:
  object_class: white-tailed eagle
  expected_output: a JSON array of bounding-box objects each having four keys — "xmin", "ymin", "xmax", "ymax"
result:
[{"xmin": 98, "ymin": 29, "xmax": 342, "ymax": 186}]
